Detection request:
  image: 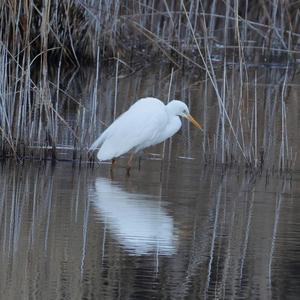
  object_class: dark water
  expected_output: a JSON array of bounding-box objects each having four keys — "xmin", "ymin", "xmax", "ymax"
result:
[{"xmin": 0, "ymin": 160, "xmax": 300, "ymax": 299}]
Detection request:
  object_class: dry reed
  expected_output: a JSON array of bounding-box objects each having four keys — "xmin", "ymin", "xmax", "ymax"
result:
[{"xmin": 0, "ymin": 0, "xmax": 299, "ymax": 171}]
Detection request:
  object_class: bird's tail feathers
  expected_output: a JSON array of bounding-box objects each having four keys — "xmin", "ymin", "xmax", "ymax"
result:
[{"xmin": 89, "ymin": 135, "xmax": 104, "ymax": 152}]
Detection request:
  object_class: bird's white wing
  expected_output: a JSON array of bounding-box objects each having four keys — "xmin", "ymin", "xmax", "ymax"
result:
[
  {"xmin": 89, "ymin": 110, "xmax": 127, "ymax": 151},
  {"xmin": 97, "ymin": 100, "xmax": 168, "ymax": 160}
]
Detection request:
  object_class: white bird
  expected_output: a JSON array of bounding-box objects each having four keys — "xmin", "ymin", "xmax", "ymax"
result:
[{"xmin": 89, "ymin": 97, "xmax": 202, "ymax": 172}]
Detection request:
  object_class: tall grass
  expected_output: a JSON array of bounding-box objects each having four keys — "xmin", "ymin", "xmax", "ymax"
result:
[{"xmin": 0, "ymin": 0, "xmax": 299, "ymax": 171}]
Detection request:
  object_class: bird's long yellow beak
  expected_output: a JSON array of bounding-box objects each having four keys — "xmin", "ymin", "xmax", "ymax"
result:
[{"xmin": 186, "ymin": 114, "xmax": 203, "ymax": 130}]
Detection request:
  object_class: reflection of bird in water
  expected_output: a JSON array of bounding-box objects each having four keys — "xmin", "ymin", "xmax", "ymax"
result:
[
  {"xmin": 89, "ymin": 97, "xmax": 202, "ymax": 174},
  {"xmin": 90, "ymin": 177, "xmax": 177, "ymax": 256}
]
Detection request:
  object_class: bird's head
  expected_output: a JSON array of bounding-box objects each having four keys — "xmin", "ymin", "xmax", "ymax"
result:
[{"xmin": 167, "ymin": 100, "xmax": 203, "ymax": 130}]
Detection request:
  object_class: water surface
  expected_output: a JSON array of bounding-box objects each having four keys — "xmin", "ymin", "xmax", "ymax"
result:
[{"xmin": 0, "ymin": 160, "xmax": 299, "ymax": 299}]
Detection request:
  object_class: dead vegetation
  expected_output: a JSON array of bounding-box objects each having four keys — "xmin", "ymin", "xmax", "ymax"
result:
[{"xmin": 1, "ymin": 0, "xmax": 299, "ymax": 171}]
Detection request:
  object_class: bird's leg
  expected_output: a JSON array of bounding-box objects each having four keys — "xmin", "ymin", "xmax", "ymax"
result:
[
  {"xmin": 111, "ymin": 159, "xmax": 117, "ymax": 170},
  {"xmin": 128, "ymin": 153, "xmax": 134, "ymax": 167},
  {"xmin": 110, "ymin": 159, "xmax": 116, "ymax": 179},
  {"xmin": 110, "ymin": 159, "xmax": 116, "ymax": 172},
  {"xmin": 126, "ymin": 153, "xmax": 134, "ymax": 176}
]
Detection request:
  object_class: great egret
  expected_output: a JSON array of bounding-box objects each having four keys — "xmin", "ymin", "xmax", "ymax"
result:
[{"xmin": 89, "ymin": 97, "xmax": 202, "ymax": 172}]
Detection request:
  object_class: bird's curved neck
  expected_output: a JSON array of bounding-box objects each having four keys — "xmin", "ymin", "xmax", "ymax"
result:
[{"xmin": 166, "ymin": 102, "xmax": 178, "ymax": 116}]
